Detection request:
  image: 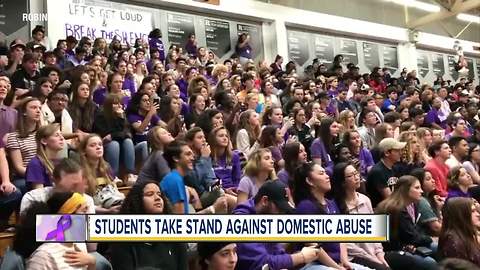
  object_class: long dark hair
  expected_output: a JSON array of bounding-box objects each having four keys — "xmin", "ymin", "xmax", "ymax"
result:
[
  {"xmin": 68, "ymin": 82, "xmax": 97, "ymax": 132},
  {"xmin": 331, "ymin": 162, "xmax": 351, "ymax": 214},
  {"xmin": 315, "ymin": 117, "xmax": 338, "ymax": 154},
  {"xmin": 259, "ymin": 125, "xmax": 278, "ymax": 148},
  {"xmin": 292, "ymin": 162, "xmax": 327, "ymax": 214},
  {"xmin": 196, "ymin": 109, "xmax": 222, "ymax": 136},
  {"xmin": 121, "ymin": 181, "xmax": 172, "ymax": 214},
  {"xmin": 439, "ymin": 197, "xmax": 480, "ymax": 261},
  {"xmin": 283, "ymin": 142, "xmax": 303, "ymax": 178}
]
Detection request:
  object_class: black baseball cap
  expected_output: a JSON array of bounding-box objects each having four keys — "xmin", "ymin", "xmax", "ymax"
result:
[{"xmin": 255, "ymin": 180, "xmax": 294, "ymax": 214}]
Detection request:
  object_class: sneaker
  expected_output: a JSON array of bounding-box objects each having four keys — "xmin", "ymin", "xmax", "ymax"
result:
[
  {"xmin": 113, "ymin": 177, "xmax": 123, "ymax": 187},
  {"xmin": 126, "ymin": 174, "xmax": 138, "ymax": 186}
]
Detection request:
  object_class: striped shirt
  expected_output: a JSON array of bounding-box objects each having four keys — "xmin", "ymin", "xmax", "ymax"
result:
[
  {"xmin": 6, "ymin": 131, "xmax": 37, "ymax": 167},
  {"xmin": 26, "ymin": 243, "xmax": 88, "ymax": 270}
]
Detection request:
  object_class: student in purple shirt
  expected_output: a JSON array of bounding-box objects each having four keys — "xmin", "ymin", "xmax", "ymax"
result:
[
  {"xmin": 116, "ymin": 60, "xmax": 136, "ymax": 97},
  {"xmin": 424, "ymin": 97, "xmax": 444, "ymax": 130},
  {"xmin": 26, "ymin": 124, "xmax": 64, "ymax": 190},
  {"xmin": 234, "ymin": 180, "xmax": 319, "ymax": 270},
  {"xmin": 148, "ymin": 29, "xmax": 165, "ymax": 63},
  {"xmin": 446, "ymin": 166, "xmax": 473, "ymax": 201},
  {"xmin": 343, "ymin": 130, "xmax": 375, "ymax": 181},
  {"xmin": 293, "ymin": 162, "xmax": 371, "ymax": 270},
  {"xmin": 235, "ymin": 33, "xmax": 252, "ymax": 64},
  {"xmin": 258, "ymin": 126, "xmax": 284, "ymax": 170},
  {"xmin": 311, "ymin": 117, "xmax": 340, "ymax": 176},
  {"xmin": 93, "ymin": 72, "xmax": 129, "ymax": 107},
  {"xmin": 126, "ymin": 92, "xmax": 161, "ymax": 163},
  {"xmin": 208, "ymin": 126, "xmax": 242, "ymax": 195},
  {"xmin": 277, "ymin": 142, "xmax": 307, "ymax": 188},
  {"xmin": 185, "ymin": 33, "xmax": 197, "ymax": 56}
]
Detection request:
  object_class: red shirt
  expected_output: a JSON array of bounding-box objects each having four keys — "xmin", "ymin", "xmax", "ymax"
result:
[{"xmin": 424, "ymin": 158, "xmax": 449, "ymax": 197}]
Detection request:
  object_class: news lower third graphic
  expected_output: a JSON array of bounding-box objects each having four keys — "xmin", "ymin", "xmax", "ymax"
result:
[
  {"xmin": 36, "ymin": 215, "xmax": 86, "ymax": 242},
  {"xmin": 35, "ymin": 214, "xmax": 389, "ymax": 243}
]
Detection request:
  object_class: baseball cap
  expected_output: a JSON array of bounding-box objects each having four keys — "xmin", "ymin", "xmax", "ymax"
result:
[
  {"xmin": 255, "ymin": 180, "xmax": 294, "ymax": 214},
  {"xmin": 9, "ymin": 40, "xmax": 26, "ymax": 50},
  {"xmin": 460, "ymin": 90, "xmax": 469, "ymax": 97},
  {"xmin": 379, "ymin": 138, "xmax": 406, "ymax": 152},
  {"xmin": 31, "ymin": 44, "xmax": 46, "ymax": 52}
]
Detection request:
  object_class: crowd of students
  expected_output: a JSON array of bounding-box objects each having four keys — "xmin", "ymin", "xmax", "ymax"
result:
[{"xmin": 0, "ymin": 22, "xmax": 480, "ymax": 270}]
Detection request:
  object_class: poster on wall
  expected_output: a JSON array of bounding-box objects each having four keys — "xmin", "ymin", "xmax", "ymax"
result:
[
  {"xmin": 339, "ymin": 39, "xmax": 358, "ymax": 65},
  {"xmin": 0, "ymin": 0, "xmax": 28, "ymax": 38},
  {"xmin": 237, "ymin": 24, "xmax": 261, "ymax": 59},
  {"xmin": 476, "ymin": 59, "xmax": 480, "ymax": 82},
  {"xmin": 382, "ymin": 46, "xmax": 398, "ymax": 74},
  {"xmin": 314, "ymin": 35, "xmax": 334, "ymax": 67},
  {"xmin": 447, "ymin": 55, "xmax": 459, "ymax": 81},
  {"xmin": 417, "ymin": 52, "xmax": 429, "ymax": 78},
  {"xmin": 46, "ymin": 0, "xmax": 153, "ymax": 45},
  {"xmin": 205, "ymin": 18, "xmax": 231, "ymax": 58},
  {"xmin": 431, "ymin": 54, "xmax": 445, "ymax": 76},
  {"xmin": 362, "ymin": 42, "xmax": 379, "ymax": 71},
  {"xmin": 467, "ymin": 58, "xmax": 475, "ymax": 80},
  {"xmin": 287, "ymin": 31, "xmax": 309, "ymax": 66},
  {"xmin": 167, "ymin": 13, "xmax": 195, "ymax": 48}
]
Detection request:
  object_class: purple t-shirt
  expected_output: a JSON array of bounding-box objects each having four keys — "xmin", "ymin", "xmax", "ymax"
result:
[
  {"xmin": 25, "ymin": 156, "xmax": 53, "ymax": 189},
  {"xmin": 212, "ymin": 151, "xmax": 242, "ymax": 189},
  {"xmin": 277, "ymin": 169, "xmax": 290, "ymax": 187},
  {"xmin": 425, "ymin": 108, "xmax": 443, "ymax": 128},
  {"xmin": 176, "ymin": 79, "xmax": 188, "ymax": 103},
  {"xmin": 127, "ymin": 113, "xmax": 160, "ymax": 144},
  {"xmin": 310, "ymin": 138, "xmax": 334, "ymax": 176},
  {"xmin": 237, "ymin": 176, "xmax": 260, "ymax": 200},
  {"xmin": 93, "ymin": 87, "xmax": 130, "ymax": 107},
  {"xmin": 358, "ymin": 147, "xmax": 375, "ymax": 179},
  {"xmin": 296, "ymin": 198, "xmax": 341, "ymax": 263}
]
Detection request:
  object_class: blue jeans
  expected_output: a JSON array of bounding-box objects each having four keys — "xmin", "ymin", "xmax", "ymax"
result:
[
  {"xmin": 104, "ymin": 139, "xmax": 135, "ymax": 175},
  {"xmin": 301, "ymin": 262, "xmax": 374, "ymax": 270},
  {"xmin": 12, "ymin": 177, "xmax": 26, "ymax": 195},
  {"xmin": 135, "ymin": 141, "xmax": 149, "ymax": 165},
  {"xmin": 0, "ymin": 189, "xmax": 22, "ymax": 222},
  {"xmin": 91, "ymin": 251, "xmax": 112, "ymax": 270}
]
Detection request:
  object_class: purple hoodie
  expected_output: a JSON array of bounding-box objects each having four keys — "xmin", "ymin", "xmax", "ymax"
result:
[
  {"xmin": 148, "ymin": 37, "xmax": 165, "ymax": 62},
  {"xmin": 233, "ymin": 199, "xmax": 294, "ymax": 270}
]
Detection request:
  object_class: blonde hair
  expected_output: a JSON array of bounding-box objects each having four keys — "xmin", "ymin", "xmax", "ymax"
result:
[
  {"xmin": 212, "ymin": 64, "xmax": 228, "ymax": 78},
  {"xmin": 338, "ymin": 109, "xmax": 356, "ymax": 133},
  {"xmin": 36, "ymin": 124, "xmax": 61, "ymax": 177},
  {"xmin": 399, "ymin": 132, "xmax": 420, "ymax": 165},
  {"xmin": 79, "ymin": 134, "xmax": 114, "ymax": 195},
  {"xmin": 244, "ymin": 148, "xmax": 276, "ymax": 180}
]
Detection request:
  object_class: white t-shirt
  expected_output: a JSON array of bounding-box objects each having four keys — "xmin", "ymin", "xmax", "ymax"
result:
[
  {"xmin": 20, "ymin": 187, "xmax": 95, "ymax": 216},
  {"xmin": 26, "ymin": 243, "xmax": 88, "ymax": 270}
]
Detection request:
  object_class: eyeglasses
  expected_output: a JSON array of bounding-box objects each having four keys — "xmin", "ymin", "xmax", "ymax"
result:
[{"xmin": 345, "ymin": 171, "xmax": 360, "ymax": 178}]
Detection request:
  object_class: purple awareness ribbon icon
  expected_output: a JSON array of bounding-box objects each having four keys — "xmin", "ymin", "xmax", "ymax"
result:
[{"xmin": 45, "ymin": 215, "xmax": 72, "ymax": 241}]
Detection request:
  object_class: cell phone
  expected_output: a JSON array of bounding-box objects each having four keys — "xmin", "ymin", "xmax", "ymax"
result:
[
  {"xmin": 153, "ymin": 97, "xmax": 160, "ymax": 104},
  {"xmin": 208, "ymin": 179, "xmax": 222, "ymax": 192}
]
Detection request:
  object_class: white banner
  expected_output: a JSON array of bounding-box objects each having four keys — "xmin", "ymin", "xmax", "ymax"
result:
[
  {"xmin": 87, "ymin": 214, "xmax": 389, "ymax": 242},
  {"xmin": 46, "ymin": 0, "xmax": 153, "ymax": 44}
]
